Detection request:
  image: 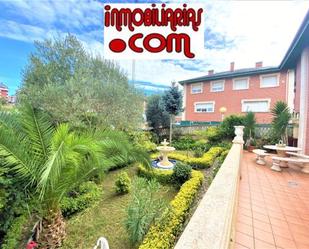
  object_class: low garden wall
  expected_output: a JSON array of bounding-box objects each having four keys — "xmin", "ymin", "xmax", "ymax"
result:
[
  {"xmin": 174, "ymin": 126, "xmax": 244, "ymax": 249},
  {"xmin": 158, "ymin": 123, "xmax": 293, "ymax": 138}
]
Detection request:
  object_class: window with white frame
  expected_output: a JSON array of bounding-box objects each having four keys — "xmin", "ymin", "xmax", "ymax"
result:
[
  {"xmin": 195, "ymin": 102, "xmax": 214, "ymax": 113},
  {"xmin": 241, "ymin": 99, "xmax": 270, "ymax": 112},
  {"xmin": 191, "ymin": 83, "xmax": 203, "ymax": 94},
  {"xmin": 233, "ymin": 78, "xmax": 249, "ymax": 90},
  {"xmin": 260, "ymin": 75, "xmax": 279, "ymax": 88},
  {"xmin": 211, "ymin": 80, "xmax": 224, "ymax": 92}
]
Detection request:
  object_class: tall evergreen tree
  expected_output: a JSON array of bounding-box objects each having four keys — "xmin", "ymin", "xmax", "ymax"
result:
[
  {"xmin": 146, "ymin": 95, "xmax": 169, "ymax": 138},
  {"xmin": 162, "ymin": 83, "xmax": 183, "ymax": 144}
]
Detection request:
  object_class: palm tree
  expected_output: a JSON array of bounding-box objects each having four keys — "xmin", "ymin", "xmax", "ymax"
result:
[
  {"xmin": 0, "ymin": 105, "xmax": 149, "ymax": 247},
  {"xmin": 271, "ymin": 101, "xmax": 292, "ymax": 144},
  {"xmin": 244, "ymin": 111, "xmax": 256, "ymax": 147}
]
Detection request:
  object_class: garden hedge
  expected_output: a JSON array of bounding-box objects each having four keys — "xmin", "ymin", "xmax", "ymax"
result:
[
  {"xmin": 1, "ymin": 214, "xmax": 28, "ymax": 249},
  {"xmin": 168, "ymin": 147, "xmax": 224, "ymax": 169},
  {"xmin": 137, "ymin": 165, "xmax": 173, "ymax": 184},
  {"xmin": 60, "ymin": 181, "xmax": 102, "ymax": 217},
  {"xmin": 138, "ymin": 170, "xmax": 204, "ymax": 249}
]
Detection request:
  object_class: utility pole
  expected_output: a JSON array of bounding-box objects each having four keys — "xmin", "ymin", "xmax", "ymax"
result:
[{"xmin": 132, "ymin": 59, "xmax": 135, "ymax": 85}]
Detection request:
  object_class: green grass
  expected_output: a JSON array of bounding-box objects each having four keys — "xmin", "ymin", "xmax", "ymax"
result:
[{"xmin": 62, "ymin": 166, "xmax": 178, "ymax": 249}]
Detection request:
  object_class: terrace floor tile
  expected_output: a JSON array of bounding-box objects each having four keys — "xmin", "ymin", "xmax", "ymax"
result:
[{"xmin": 234, "ymin": 151, "xmax": 309, "ymax": 249}]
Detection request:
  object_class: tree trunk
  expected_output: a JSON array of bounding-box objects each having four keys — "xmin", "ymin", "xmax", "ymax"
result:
[
  {"xmin": 169, "ymin": 115, "xmax": 173, "ymax": 144},
  {"xmin": 38, "ymin": 209, "xmax": 66, "ymax": 249}
]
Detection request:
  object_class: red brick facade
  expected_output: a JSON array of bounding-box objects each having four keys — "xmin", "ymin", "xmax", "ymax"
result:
[
  {"xmin": 184, "ymin": 70, "xmax": 288, "ymax": 124},
  {"xmin": 0, "ymin": 88, "xmax": 8, "ymax": 99}
]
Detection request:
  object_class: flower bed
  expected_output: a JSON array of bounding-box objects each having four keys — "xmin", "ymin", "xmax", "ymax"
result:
[{"xmin": 138, "ymin": 170, "xmax": 204, "ymax": 249}]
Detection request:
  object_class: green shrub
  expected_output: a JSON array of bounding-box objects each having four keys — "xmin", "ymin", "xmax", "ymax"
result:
[
  {"xmin": 215, "ymin": 141, "xmax": 232, "ymax": 149},
  {"xmin": 172, "ymin": 136, "xmax": 196, "ymax": 150},
  {"xmin": 139, "ymin": 170, "xmax": 204, "ymax": 249},
  {"xmin": 203, "ymin": 126, "xmax": 223, "ymax": 143},
  {"xmin": 0, "ymin": 166, "xmax": 30, "ymax": 244},
  {"xmin": 168, "ymin": 147, "xmax": 224, "ymax": 169},
  {"xmin": 193, "ymin": 139, "xmax": 210, "ymax": 151},
  {"xmin": 125, "ymin": 178, "xmax": 166, "ymax": 246},
  {"xmin": 271, "ymin": 101, "xmax": 291, "ymax": 144},
  {"xmin": 218, "ymin": 149, "xmax": 229, "ymax": 163},
  {"xmin": 137, "ymin": 165, "xmax": 173, "ymax": 184},
  {"xmin": 244, "ymin": 111, "xmax": 256, "ymax": 141},
  {"xmin": 115, "ymin": 172, "xmax": 131, "ymax": 194},
  {"xmin": 60, "ymin": 181, "xmax": 101, "ymax": 217},
  {"xmin": 1, "ymin": 214, "xmax": 28, "ymax": 249},
  {"xmin": 220, "ymin": 115, "xmax": 245, "ymax": 139},
  {"xmin": 129, "ymin": 131, "xmax": 157, "ymax": 152},
  {"xmin": 172, "ymin": 162, "xmax": 192, "ymax": 186},
  {"xmin": 193, "ymin": 147, "xmax": 204, "ymax": 157}
]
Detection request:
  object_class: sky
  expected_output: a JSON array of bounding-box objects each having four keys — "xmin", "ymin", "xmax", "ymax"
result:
[{"xmin": 0, "ymin": 0, "xmax": 308, "ymax": 95}]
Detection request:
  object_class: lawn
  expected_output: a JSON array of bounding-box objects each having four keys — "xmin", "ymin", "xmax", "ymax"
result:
[{"xmin": 62, "ymin": 166, "xmax": 178, "ymax": 249}]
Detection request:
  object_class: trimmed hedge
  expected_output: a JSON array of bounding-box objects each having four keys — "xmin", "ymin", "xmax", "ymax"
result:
[
  {"xmin": 1, "ymin": 214, "xmax": 28, "ymax": 249},
  {"xmin": 138, "ymin": 170, "xmax": 204, "ymax": 249},
  {"xmin": 137, "ymin": 165, "xmax": 173, "ymax": 184},
  {"xmin": 168, "ymin": 147, "xmax": 224, "ymax": 169},
  {"xmin": 60, "ymin": 181, "xmax": 102, "ymax": 217},
  {"xmin": 212, "ymin": 149, "xmax": 230, "ymax": 178}
]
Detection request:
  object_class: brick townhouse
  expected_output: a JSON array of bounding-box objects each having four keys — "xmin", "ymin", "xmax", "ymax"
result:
[
  {"xmin": 179, "ymin": 10, "xmax": 309, "ymax": 153},
  {"xmin": 0, "ymin": 82, "xmax": 8, "ymax": 99}
]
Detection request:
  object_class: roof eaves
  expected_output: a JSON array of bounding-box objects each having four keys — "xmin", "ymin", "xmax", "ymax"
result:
[
  {"xmin": 279, "ymin": 10, "xmax": 309, "ymax": 69},
  {"xmin": 179, "ymin": 67, "xmax": 280, "ymax": 85}
]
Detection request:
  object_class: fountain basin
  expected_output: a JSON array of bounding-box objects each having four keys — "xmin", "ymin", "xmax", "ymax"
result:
[
  {"xmin": 156, "ymin": 146, "xmax": 175, "ymax": 152},
  {"xmin": 152, "ymin": 159, "xmax": 177, "ymax": 170}
]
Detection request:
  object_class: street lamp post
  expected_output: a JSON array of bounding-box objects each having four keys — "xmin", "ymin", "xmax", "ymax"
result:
[{"xmin": 219, "ymin": 106, "xmax": 227, "ymax": 121}]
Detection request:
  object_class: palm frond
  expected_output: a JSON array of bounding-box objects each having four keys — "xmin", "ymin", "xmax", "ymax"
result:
[
  {"xmin": 20, "ymin": 104, "xmax": 54, "ymax": 162},
  {"xmin": 0, "ymin": 111, "xmax": 22, "ymax": 135},
  {"xmin": 97, "ymin": 130, "xmax": 150, "ymax": 169},
  {"xmin": 38, "ymin": 124, "xmax": 104, "ymax": 207},
  {"xmin": 0, "ymin": 112, "xmax": 37, "ymax": 185},
  {"xmin": 271, "ymin": 101, "xmax": 291, "ymax": 143},
  {"xmin": 38, "ymin": 124, "xmax": 70, "ymax": 203}
]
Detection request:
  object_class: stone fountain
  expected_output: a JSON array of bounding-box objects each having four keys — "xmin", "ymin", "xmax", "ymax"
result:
[{"xmin": 154, "ymin": 139, "xmax": 176, "ymax": 169}]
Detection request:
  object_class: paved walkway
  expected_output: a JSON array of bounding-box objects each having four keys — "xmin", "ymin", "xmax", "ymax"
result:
[{"xmin": 235, "ymin": 151, "xmax": 309, "ymax": 249}]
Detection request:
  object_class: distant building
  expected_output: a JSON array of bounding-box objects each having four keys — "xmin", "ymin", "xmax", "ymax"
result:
[
  {"xmin": 180, "ymin": 10, "xmax": 309, "ymax": 153},
  {"xmin": 0, "ymin": 82, "xmax": 8, "ymax": 99},
  {"xmin": 8, "ymin": 95, "xmax": 16, "ymax": 104},
  {"xmin": 180, "ymin": 63, "xmax": 289, "ymax": 124}
]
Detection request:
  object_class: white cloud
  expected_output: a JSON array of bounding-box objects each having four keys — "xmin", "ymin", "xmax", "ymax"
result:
[
  {"xmin": 111, "ymin": 1, "xmax": 309, "ymax": 85},
  {"xmin": 0, "ymin": 0, "xmax": 308, "ymax": 87}
]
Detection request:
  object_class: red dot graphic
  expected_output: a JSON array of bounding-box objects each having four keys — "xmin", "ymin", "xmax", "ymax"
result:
[{"xmin": 109, "ymin": 39, "xmax": 126, "ymax": 53}]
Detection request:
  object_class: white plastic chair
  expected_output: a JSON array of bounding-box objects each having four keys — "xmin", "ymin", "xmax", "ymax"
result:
[{"xmin": 93, "ymin": 237, "xmax": 110, "ymax": 249}]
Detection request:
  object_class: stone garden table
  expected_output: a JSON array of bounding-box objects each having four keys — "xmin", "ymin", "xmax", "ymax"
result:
[{"xmin": 263, "ymin": 145, "xmax": 302, "ymax": 167}]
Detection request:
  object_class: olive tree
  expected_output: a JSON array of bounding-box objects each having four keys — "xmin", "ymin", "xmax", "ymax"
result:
[{"xmin": 19, "ymin": 34, "xmax": 144, "ymax": 130}]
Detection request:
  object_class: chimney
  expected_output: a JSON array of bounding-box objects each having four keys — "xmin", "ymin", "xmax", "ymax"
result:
[
  {"xmin": 255, "ymin": 61, "xmax": 263, "ymax": 68},
  {"xmin": 208, "ymin": 70, "xmax": 214, "ymax": 75},
  {"xmin": 230, "ymin": 62, "xmax": 235, "ymax": 71}
]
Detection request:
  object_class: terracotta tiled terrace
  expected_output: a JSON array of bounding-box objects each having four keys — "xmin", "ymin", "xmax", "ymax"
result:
[{"xmin": 235, "ymin": 151, "xmax": 309, "ymax": 249}]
